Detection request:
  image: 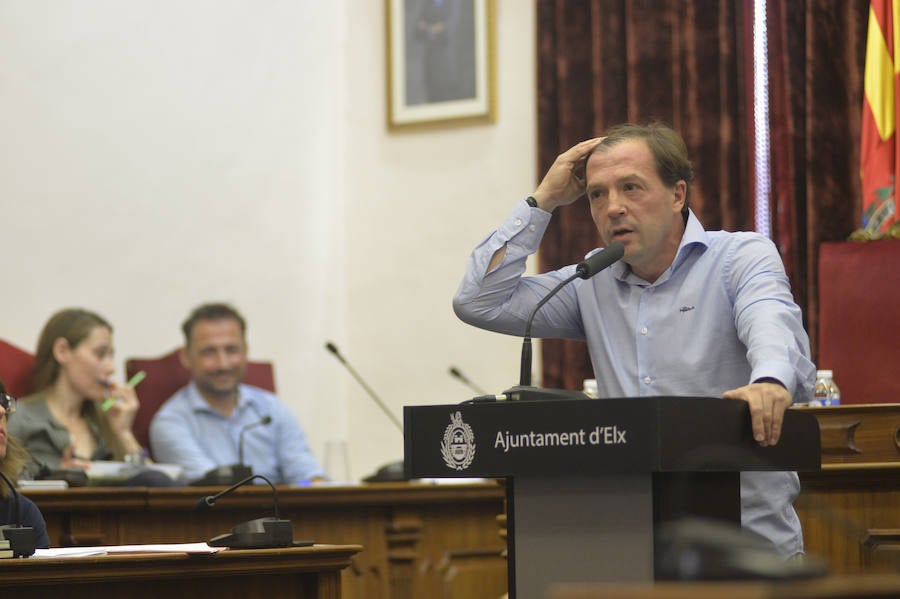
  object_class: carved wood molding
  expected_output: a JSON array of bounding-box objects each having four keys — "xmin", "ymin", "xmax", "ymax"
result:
[
  {"xmin": 386, "ymin": 509, "xmax": 424, "ymax": 599},
  {"xmin": 862, "ymin": 528, "xmax": 900, "ymax": 571},
  {"xmin": 820, "ymin": 420, "xmax": 862, "ymax": 456},
  {"xmin": 437, "ymin": 548, "xmax": 509, "ymax": 599},
  {"xmin": 863, "ymin": 529, "xmax": 900, "ymax": 548},
  {"xmin": 386, "ymin": 511, "xmax": 424, "ymax": 563}
]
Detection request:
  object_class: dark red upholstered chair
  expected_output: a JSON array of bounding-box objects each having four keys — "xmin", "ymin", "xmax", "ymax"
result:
[
  {"xmin": 817, "ymin": 239, "xmax": 900, "ymax": 404},
  {"xmin": 125, "ymin": 349, "xmax": 276, "ymax": 454},
  {"xmin": 0, "ymin": 338, "xmax": 35, "ymax": 398}
]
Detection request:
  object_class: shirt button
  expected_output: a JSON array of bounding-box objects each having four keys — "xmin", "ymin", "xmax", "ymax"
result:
[
  {"xmin": 644, "ymin": 376, "xmax": 652, "ymax": 384},
  {"xmin": 528, "ymin": 225, "xmax": 536, "ymax": 232},
  {"xmin": 514, "ymin": 219, "xmax": 523, "ymax": 226},
  {"xmin": 640, "ymin": 327, "xmax": 648, "ymax": 335}
]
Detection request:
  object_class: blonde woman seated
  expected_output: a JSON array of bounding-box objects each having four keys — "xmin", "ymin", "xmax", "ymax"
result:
[{"xmin": 9, "ymin": 309, "xmax": 154, "ymax": 480}]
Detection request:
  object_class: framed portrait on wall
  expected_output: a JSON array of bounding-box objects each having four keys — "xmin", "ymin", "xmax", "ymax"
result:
[{"xmin": 386, "ymin": 0, "xmax": 496, "ymax": 130}]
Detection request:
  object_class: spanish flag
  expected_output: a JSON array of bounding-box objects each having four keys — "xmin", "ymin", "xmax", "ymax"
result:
[{"xmin": 861, "ymin": 0, "xmax": 900, "ymax": 234}]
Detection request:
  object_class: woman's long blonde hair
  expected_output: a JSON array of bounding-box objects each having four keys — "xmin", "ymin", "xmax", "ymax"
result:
[{"xmin": 1, "ymin": 380, "xmax": 28, "ymax": 496}]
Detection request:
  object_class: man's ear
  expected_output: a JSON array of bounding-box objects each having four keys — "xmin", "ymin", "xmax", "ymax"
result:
[
  {"xmin": 52, "ymin": 337, "xmax": 71, "ymax": 365},
  {"xmin": 178, "ymin": 346, "xmax": 191, "ymax": 370},
  {"xmin": 672, "ymin": 180, "xmax": 687, "ymax": 213}
]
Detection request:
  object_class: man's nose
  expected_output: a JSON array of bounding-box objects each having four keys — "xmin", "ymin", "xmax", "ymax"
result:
[
  {"xmin": 606, "ymin": 192, "xmax": 626, "ymax": 216},
  {"xmin": 214, "ymin": 350, "xmax": 232, "ymax": 368}
]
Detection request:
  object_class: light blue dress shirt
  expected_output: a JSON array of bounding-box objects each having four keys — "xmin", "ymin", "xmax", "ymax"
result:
[
  {"xmin": 149, "ymin": 382, "xmax": 324, "ymax": 484},
  {"xmin": 453, "ymin": 200, "xmax": 816, "ymax": 556}
]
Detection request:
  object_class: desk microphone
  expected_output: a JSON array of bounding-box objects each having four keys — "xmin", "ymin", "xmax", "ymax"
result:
[
  {"xmin": 448, "ymin": 366, "xmax": 487, "ymax": 395},
  {"xmin": 196, "ymin": 473, "xmax": 297, "ymax": 548},
  {"xmin": 189, "ymin": 415, "xmax": 270, "ymax": 486},
  {"xmin": 505, "ymin": 242, "xmax": 624, "ymax": 402},
  {"xmin": 0, "ymin": 470, "xmax": 36, "ymax": 557},
  {"xmin": 324, "ymin": 341, "xmax": 406, "ymax": 482},
  {"xmin": 238, "ymin": 415, "xmax": 272, "ymax": 468}
]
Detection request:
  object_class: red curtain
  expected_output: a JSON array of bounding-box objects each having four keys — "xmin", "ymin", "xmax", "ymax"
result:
[{"xmin": 766, "ymin": 0, "xmax": 867, "ymax": 360}]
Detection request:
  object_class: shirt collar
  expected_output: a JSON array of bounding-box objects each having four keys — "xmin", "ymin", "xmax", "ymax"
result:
[
  {"xmin": 186, "ymin": 381, "xmax": 254, "ymax": 417},
  {"xmin": 610, "ymin": 209, "xmax": 708, "ymax": 283}
]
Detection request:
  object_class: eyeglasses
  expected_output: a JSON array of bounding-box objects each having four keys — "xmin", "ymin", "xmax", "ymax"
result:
[{"xmin": 0, "ymin": 393, "xmax": 16, "ymax": 416}]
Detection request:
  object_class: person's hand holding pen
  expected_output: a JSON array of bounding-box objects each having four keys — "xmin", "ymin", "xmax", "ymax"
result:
[{"xmin": 99, "ymin": 370, "xmax": 145, "ymax": 437}]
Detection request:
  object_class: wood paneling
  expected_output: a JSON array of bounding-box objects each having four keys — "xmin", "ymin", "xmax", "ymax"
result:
[
  {"xmin": 795, "ymin": 404, "xmax": 900, "ymax": 574},
  {"xmin": 0, "ymin": 545, "xmax": 360, "ymax": 599},
  {"xmin": 26, "ymin": 481, "xmax": 508, "ymax": 599}
]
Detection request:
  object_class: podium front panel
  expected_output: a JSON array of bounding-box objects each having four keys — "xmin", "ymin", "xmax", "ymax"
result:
[
  {"xmin": 404, "ymin": 396, "xmax": 820, "ymax": 480},
  {"xmin": 405, "ymin": 398, "xmax": 659, "ymax": 478},
  {"xmin": 403, "ymin": 396, "xmax": 820, "ymax": 599}
]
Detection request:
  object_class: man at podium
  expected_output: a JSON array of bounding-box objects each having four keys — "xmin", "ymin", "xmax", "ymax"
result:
[{"xmin": 453, "ymin": 123, "xmax": 816, "ymax": 558}]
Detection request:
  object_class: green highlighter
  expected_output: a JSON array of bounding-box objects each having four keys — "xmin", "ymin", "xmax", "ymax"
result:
[{"xmin": 101, "ymin": 370, "xmax": 147, "ymax": 411}]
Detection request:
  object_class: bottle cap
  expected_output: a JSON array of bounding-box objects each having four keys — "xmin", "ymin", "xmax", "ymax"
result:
[{"xmin": 816, "ymin": 369, "xmax": 833, "ymax": 378}]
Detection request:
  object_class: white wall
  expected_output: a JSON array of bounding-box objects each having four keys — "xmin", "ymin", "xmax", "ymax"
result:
[{"xmin": 0, "ymin": 0, "xmax": 536, "ymax": 480}]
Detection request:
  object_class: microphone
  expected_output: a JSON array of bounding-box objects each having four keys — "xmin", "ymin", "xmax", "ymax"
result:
[
  {"xmin": 238, "ymin": 415, "xmax": 272, "ymax": 468},
  {"xmin": 509, "ymin": 241, "xmax": 624, "ymax": 400},
  {"xmin": 196, "ymin": 473, "xmax": 297, "ymax": 548},
  {"xmin": 324, "ymin": 341, "xmax": 406, "ymax": 482},
  {"xmin": 0, "ymin": 470, "xmax": 37, "ymax": 557},
  {"xmin": 325, "ymin": 341, "xmax": 402, "ymax": 432},
  {"xmin": 448, "ymin": 366, "xmax": 487, "ymax": 395},
  {"xmin": 29, "ymin": 456, "xmax": 89, "ymax": 487},
  {"xmin": 190, "ymin": 415, "xmax": 271, "ymax": 486}
]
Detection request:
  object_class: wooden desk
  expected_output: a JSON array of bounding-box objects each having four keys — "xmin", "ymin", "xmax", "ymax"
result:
[
  {"xmin": 794, "ymin": 404, "xmax": 900, "ymax": 573},
  {"xmin": 1, "ymin": 545, "xmax": 361, "ymax": 599},
  {"xmin": 548, "ymin": 574, "xmax": 900, "ymax": 599},
  {"xmin": 26, "ymin": 403, "xmax": 897, "ymax": 595},
  {"xmin": 26, "ymin": 481, "xmax": 508, "ymax": 599}
]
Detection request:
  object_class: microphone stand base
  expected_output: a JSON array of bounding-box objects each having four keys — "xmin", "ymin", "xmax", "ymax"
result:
[
  {"xmin": 208, "ymin": 516, "xmax": 295, "ymax": 549},
  {"xmin": 362, "ymin": 460, "xmax": 407, "ymax": 483},
  {"xmin": 503, "ymin": 385, "xmax": 589, "ymax": 402},
  {"xmin": 190, "ymin": 464, "xmax": 253, "ymax": 487},
  {"xmin": 0, "ymin": 525, "xmax": 36, "ymax": 557}
]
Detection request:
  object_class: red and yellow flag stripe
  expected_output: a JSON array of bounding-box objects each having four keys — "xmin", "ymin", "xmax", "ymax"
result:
[{"xmin": 861, "ymin": 0, "xmax": 900, "ymax": 234}]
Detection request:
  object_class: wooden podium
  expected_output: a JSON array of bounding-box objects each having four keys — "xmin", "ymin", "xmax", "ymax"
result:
[{"xmin": 404, "ymin": 396, "xmax": 821, "ymax": 599}]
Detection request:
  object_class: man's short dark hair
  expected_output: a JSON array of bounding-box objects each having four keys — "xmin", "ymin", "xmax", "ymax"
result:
[
  {"xmin": 591, "ymin": 122, "xmax": 695, "ymax": 218},
  {"xmin": 182, "ymin": 303, "xmax": 247, "ymax": 346}
]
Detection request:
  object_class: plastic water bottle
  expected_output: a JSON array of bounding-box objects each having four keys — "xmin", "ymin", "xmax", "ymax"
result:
[
  {"xmin": 811, "ymin": 370, "xmax": 841, "ymax": 407},
  {"xmin": 582, "ymin": 379, "xmax": 599, "ymax": 398}
]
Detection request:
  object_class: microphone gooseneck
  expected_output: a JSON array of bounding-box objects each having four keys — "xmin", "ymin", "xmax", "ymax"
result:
[
  {"xmin": 449, "ymin": 366, "xmax": 487, "ymax": 395},
  {"xmin": 324, "ymin": 341, "xmax": 403, "ymax": 432},
  {"xmin": 237, "ymin": 415, "xmax": 272, "ymax": 467},
  {"xmin": 197, "ymin": 473, "xmax": 297, "ymax": 549},
  {"xmin": 519, "ymin": 241, "xmax": 625, "ymax": 387},
  {"xmin": 196, "ymin": 473, "xmax": 281, "ymax": 519}
]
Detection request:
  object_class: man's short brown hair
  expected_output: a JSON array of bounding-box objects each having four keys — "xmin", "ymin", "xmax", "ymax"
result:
[{"xmin": 182, "ymin": 303, "xmax": 247, "ymax": 346}]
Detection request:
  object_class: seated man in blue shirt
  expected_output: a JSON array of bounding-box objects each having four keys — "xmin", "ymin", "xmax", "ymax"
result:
[
  {"xmin": 453, "ymin": 123, "xmax": 816, "ymax": 558},
  {"xmin": 149, "ymin": 303, "xmax": 325, "ymax": 485}
]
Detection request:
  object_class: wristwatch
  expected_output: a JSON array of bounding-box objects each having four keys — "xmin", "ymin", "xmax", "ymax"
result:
[{"xmin": 526, "ymin": 196, "xmax": 538, "ymax": 208}]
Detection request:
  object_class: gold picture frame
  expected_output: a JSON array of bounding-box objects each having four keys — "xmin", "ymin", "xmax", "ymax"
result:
[{"xmin": 386, "ymin": 0, "xmax": 496, "ymax": 130}]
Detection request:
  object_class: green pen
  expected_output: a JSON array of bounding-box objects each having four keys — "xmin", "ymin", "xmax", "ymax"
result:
[{"xmin": 101, "ymin": 370, "xmax": 147, "ymax": 411}]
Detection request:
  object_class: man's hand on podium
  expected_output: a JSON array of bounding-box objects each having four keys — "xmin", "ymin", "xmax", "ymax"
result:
[{"xmin": 723, "ymin": 380, "xmax": 792, "ymax": 447}]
